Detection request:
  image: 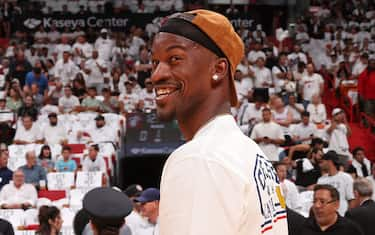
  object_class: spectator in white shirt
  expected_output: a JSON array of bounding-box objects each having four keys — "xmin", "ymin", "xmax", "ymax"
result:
[
  {"xmin": 95, "ymin": 29, "xmax": 115, "ymax": 62},
  {"xmin": 119, "ymin": 81, "xmax": 140, "ymax": 113},
  {"xmin": 58, "ymin": 85, "xmax": 80, "ymax": 113},
  {"xmin": 352, "ymin": 53, "xmax": 368, "ymax": 78},
  {"xmin": 84, "ymin": 50, "xmax": 107, "ymax": 91},
  {"xmin": 291, "ymin": 111, "xmax": 316, "ymax": 145},
  {"xmin": 72, "ymin": 35, "xmax": 93, "ymax": 64},
  {"xmin": 274, "ymin": 162, "xmax": 301, "ymax": 211},
  {"xmin": 286, "ymin": 94, "xmax": 304, "ymax": 124},
  {"xmin": 307, "ymin": 94, "xmax": 327, "ymax": 124},
  {"xmin": 85, "ymin": 115, "xmax": 117, "ymax": 145},
  {"xmin": 13, "ymin": 115, "xmax": 43, "ymax": 145},
  {"xmin": 272, "ymin": 97, "xmax": 293, "ymax": 138},
  {"xmin": 250, "ymin": 108, "xmax": 285, "ymax": 161},
  {"xmin": 82, "ymin": 144, "xmax": 107, "ymax": 186},
  {"xmin": 42, "ymin": 112, "xmax": 68, "ymax": 145},
  {"xmin": 247, "ymin": 42, "xmax": 266, "ymax": 64},
  {"xmin": 300, "ymin": 63, "xmax": 324, "ymax": 108},
  {"xmin": 327, "ymin": 108, "xmax": 352, "ymax": 159},
  {"xmin": 287, "ymin": 45, "xmax": 307, "ymax": 72},
  {"xmin": 54, "ymin": 36, "xmax": 72, "ymax": 60},
  {"xmin": 0, "ymin": 170, "xmax": 37, "ymax": 209},
  {"xmin": 237, "ymin": 96, "xmax": 265, "ymax": 135},
  {"xmin": 54, "ymin": 51, "xmax": 80, "ymax": 85},
  {"xmin": 272, "ymin": 53, "xmax": 290, "ymax": 93},
  {"xmin": 350, "ymin": 147, "xmax": 371, "ymax": 178},
  {"xmin": 139, "ymin": 78, "xmax": 156, "ymax": 111},
  {"xmin": 135, "ymin": 188, "xmax": 160, "ymax": 235},
  {"xmin": 253, "ymin": 57, "xmax": 273, "ymax": 88}
]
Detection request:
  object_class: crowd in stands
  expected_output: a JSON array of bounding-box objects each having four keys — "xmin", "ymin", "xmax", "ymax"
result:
[{"xmin": 0, "ymin": 0, "xmax": 374, "ymax": 234}]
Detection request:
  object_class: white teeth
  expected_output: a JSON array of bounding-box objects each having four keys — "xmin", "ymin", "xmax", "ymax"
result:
[{"xmin": 156, "ymin": 88, "xmax": 174, "ymax": 97}]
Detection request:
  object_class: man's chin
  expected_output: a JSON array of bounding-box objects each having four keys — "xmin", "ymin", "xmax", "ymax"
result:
[{"xmin": 156, "ymin": 109, "xmax": 176, "ymax": 122}]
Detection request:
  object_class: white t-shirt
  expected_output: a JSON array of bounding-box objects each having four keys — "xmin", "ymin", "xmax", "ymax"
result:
[
  {"xmin": 286, "ymin": 104, "xmax": 304, "ymax": 122},
  {"xmin": 54, "ymin": 44, "xmax": 72, "ymax": 60},
  {"xmin": 42, "ymin": 124, "xmax": 67, "ymax": 145},
  {"xmin": 328, "ymin": 123, "xmax": 350, "ymax": 156},
  {"xmin": 317, "ymin": 172, "xmax": 354, "ymax": 215},
  {"xmin": 72, "ymin": 42, "xmax": 93, "ymax": 59},
  {"xmin": 306, "ymin": 103, "xmax": 327, "ymax": 123},
  {"xmin": 139, "ymin": 89, "xmax": 156, "ymax": 110},
  {"xmin": 0, "ymin": 183, "xmax": 38, "ymax": 206},
  {"xmin": 253, "ymin": 66, "xmax": 273, "ymax": 88},
  {"xmin": 126, "ymin": 211, "xmax": 154, "ymax": 235},
  {"xmin": 160, "ymin": 115, "xmax": 288, "ymax": 235},
  {"xmin": 58, "ymin": 95, "xmax": 80, "ymax": 113},
  {"xmin": 87, "ymin": 126, "xmax": 117, "ymax": 144},
  {"xmin": 54, "ymin": 59, "xmax": 80, "ymax": 85},
  {"xmin": 250, "ymin": 121, "xmax": 285, "ymax": 161},
  {"xmin": 94, "ymin": 37, "xmax": 115, "ymax": 61},
  {"xmin": 85, "ymin": 58, "xmax": 107, "ymax": 85},
  {"xmin": 300, "ymin": 73, "xmax": 324, "ymax": 102},
  {"xmin": 287, "ymin": 52, "xmax": 307, "ymax": 71},
  {"xmin": 82, "ymin": 156, "xmax": 106, "ymax": 173},
  {"xmin": 14, "ymin": 124, "xmax": 42, "ymax": 143},
  {"xmin": 247, "ymin": 50, "xmax": 266, "ymax": 64},
  {"xmin": 272, "ymin": 65, "xmax": 289, "ymax": 93},
  {"xmin": 281, "ymin": 179, "xmax": 300, "ymax": 211},
  {"xmin": 291, "ymin": 123, "xmax": 316, "ymax": 144},
  {"xmin": 119, "ymin": 92, "xmax": 140, "ymax": 111}
]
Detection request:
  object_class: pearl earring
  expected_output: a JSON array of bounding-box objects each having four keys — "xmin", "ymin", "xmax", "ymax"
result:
[{"xmin": 212, "ymin": 74, "xmax": 219, "ymax": 81}]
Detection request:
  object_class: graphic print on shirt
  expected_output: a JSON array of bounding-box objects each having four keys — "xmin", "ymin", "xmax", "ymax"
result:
[{"xmin": 253, "ymin": 153, "xmax": 287, "ymax": 233}]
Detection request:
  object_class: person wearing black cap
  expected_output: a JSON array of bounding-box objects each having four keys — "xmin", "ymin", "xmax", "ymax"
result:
[
  {"xmin": 83, "ymin": 187, "xmax": 133, "ymax": 235},
  {"xmin": 82, "ymin": 115, "xmax": 116, "ymax": 145},
  {"xmin": 317, "ymin": 150, "xmax": 355, "ymax": 216},
  {"xmin": 151, "ymin": 9, "xmax": 288, "ymax": 235}
]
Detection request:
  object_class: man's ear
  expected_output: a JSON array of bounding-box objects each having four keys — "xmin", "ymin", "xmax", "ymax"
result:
[{"xmin": 211, "ymin": 58, "xmax": 229, "ymax": 85}]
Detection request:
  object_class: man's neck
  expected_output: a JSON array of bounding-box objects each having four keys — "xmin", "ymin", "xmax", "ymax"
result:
[
  {"xmin": 319, "ymin": 213, "xmax": 338, "ymax": 231},
  {"xmin": 328, "ymin": 167, "xmax": 338, "ymax": 176},
  {"xmin": 360, "ymin": 197, "xmax": 372, "ymax": 206}
]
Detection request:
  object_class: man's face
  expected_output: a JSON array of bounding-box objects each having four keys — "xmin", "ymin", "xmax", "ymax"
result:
[
  {"xmin": 64, "ymin": 87, "xmax": 72, "ymax": 96},
  {"xmin": 125, "ymin": 83, "xmax": 133, "ymax": 93},
  {"xmin": 92, "ymin": 51, "xmax": 98, "ymax": 59},
  {"xmin": 88, "ymin": 89, "xmax": 96, "ymax": 97},
  {"xmin": 49, "ymin": 117, "xmax": 58, "ymax": 126},
  {"xmin": 354, "ymin": 150, "xmax": 365, "ymax": 162},
  {"xmin": 262, "ymin": 110, "xmax": 272, "ymax": 122},
  {"xmin": 88, "ymin": 147, "xmax": 97, "ymax": 159},
  {"xmin": 63, "ymin": 52, "xmax": 69, "ymax": 61},
  {"xmin": 13, "ymin": 171, "xmax": 25, "ymax": 187},
  {"xmin": 312, "ymin": 189, "xmax": 339, "ymax": 226},
  {"xmin": 276, "ymin": 165, "xmax": 287, "ymax": 182},
  {"xmin": 145, "ymin": 79, "xmax": 153, "ymax": 92},
  {"xmin": 26, "ymin": 153, "xmax": 37, "ymax": 166},
  {"xmin": 140, "ymin": 201, "xmax": 158, "ymax": 224},
  {"xmin": 313, "ymin": 150, "xmax": 323, "ymax": 163},
  {"xmin": 0, "ymin": 155, "xmax": 8, "ymax": 167},
  {"xmin": 96, "ymin": 119, "xmax": 105, "ymax": 128},
  {"xmin": 302, "ymin": 115, "xmax": 310, "ymax": 125},
  {"xmin": 62, "ymin": 150, "xmax": 70, "ymax": 160},
  {"xmin": 25, "ymin": 96, "xmax": 33, "ymax": 106},
  {"xmin": 307, "ymin": 64, "xmax": 314, "ymax": 74},
  {"xmin": 23, "ymin": 117, "xmax": 33, "ymax": 129},
  {"xmin": 319, "ymin": 159, "xmax": 330, "ymax": 171},
  {"xmin": 151, "ymin": 33, "xmax": 216, "ymax": 121},
  {"xmin": 0, "ymin": 100, "xmax": 5, "ymax": 109}
]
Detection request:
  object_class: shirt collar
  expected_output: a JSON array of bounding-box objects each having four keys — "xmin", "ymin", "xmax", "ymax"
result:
[{"xmin": 193, "ymin": 114, "xmax": 235, "ymax": 140}]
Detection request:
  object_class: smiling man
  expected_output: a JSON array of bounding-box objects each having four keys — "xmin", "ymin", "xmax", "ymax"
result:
[{"xmin": 151, "ymin": 10, "xmax": 288, "ymax": 235}]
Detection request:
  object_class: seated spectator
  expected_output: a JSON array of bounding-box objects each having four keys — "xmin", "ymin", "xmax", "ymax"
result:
[
  {"xmin": 0, "ymin": 170, "xmax": 38, "ymax": 209},
  {"xmin": 58, "ymin": 85, "xmax": 80, "ymax": 114},
  {"xmin": 349, "ymin": 147, "xmax": 371, "ymax": 178},
  {"xmin": 13, "ymin": 115, "xmax": 43, "ymax": 145},
  {"xmin": 138, "ymin": 78, "xmax": 156, "ymax": 111},
  {"xmin": 300, "ymin": 184, "xmax": 363, "ymax": 235},
  {"xmin": 0, "ymin": 151, "xmax": 12, "ymax": 191},
  {"xmin": 19, "ymin": 150, "xmax": 47, "ymax": 188},
  {"xmin": 80, "ymin": 87, "xmax": 102, "ymax": 112},
  {"xmin": 295, "ymin": 148, "xmax": 323, "ymax": 189},
  {"xmin": 317, "ymin": 151, "xmax": 355, "ymax": 215},
  {"xmin": 237, "ymin": 96, "xmax": 265, "ymax": 135},
  {"xmin": 84, "ymin": 114, "xmax": 117, "ymax": 144},
  {"xmin": 54, "ymin": 51, "xmax": 79, "ymax": 85},
  {"xmin": 274, "ymin": 162, "xmax": 301, "ymax": 211},
  {"xmin": 37, "ymin": 206, "xmax": 63, "ymax": 235},
  {"xmin": 17, "ymin": 95, "xmax": 38, "ymax": 121},
  {"xmin": 272, "ymin": 97, "xmax": 293, "ymax": 144},
  {"xmin": 82, "ymin": 144, "xmax": 106, "ymax": 173},
  {"xmin": 286, "ymin": 94, "xmax": 304, "ymax": 124},
  {"xmin": 291, "ymin": 111, "xmax": 316, "ymax": 144},
  {"xmin": 47, "ymin": 82, "xmax": 64, "ymax": 106},
  {"xmin": 30, "ymin": 83, "xmax": 44, "ymax": 111},
  {"xmin": 24, "ymin": 67, "xmax": 48, "ymax": 95},
  {"xmin": 42, "ymin": 112, "xmax": 68, "ymax": 145},
  {"xmin": 287, "ymin": 137, "xmax": 325, "ymax": 163},
  {"xmin": 72, "ymin": 74, "xmax": 87, "ymax": 102},
  {"xmin": 40, "ymin": 97, "xmax": 60, "ymax": 116},
  {"xmin": 327, "ymin": 108, "xmax": 352, "ymax": 160},
  {"xmin": 250, "ymin": 108, "xmax": 285, "ymax": 161},
  {"xmin": 100, "ymin": 87, "xmax": 120, "ymax": 113},
  {"xmin": 6, "ymin": 86, "xmax": 23, "ymax": 112},
  {"xmin": 119, "ymin": 81, "xmax": 140, "ymax": 113},
  {"xmin": 306, "ymin": 94, "xmax": 327, "ymax": 124},
  {"xmin": 38, "ymin": 145, "xmax": 54, "ymax": 173},
  {"xmin": 55, "ymin": 146, "xmax": 77, "ymax": 172}
]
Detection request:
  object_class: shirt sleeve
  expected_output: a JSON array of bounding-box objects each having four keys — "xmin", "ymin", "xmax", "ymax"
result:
[
  {"xmin": 345, "ymin": 175, "xmax": 355, "ymax": 201},
  {"xmin": 160, "ymin": 155, "xmax": 245, "ymax": 235}
]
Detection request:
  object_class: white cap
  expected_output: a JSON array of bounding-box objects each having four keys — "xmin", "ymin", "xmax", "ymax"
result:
[
  {"xmin": 100, "ymin": 28, "xmax": 108, "ymax": 33},
  {"xmin": 332, "ymin": 108, "xmax": 343, "ymax": 116}
]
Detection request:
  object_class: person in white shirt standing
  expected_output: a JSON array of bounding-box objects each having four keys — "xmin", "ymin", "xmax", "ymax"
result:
[
  {"xmin": 327, "ymin": 108, "xmax": 352, "ymax": 160},
  {"xmin": 251, "ymin": 108, "xmax": 285, "ymax": 161},
  {"xmin": 95, "ymin": 29, "xmax": 115, "ymax": 62},
  {"xmin": 300, "ymin": 63, "xmax": 324, "ymax": 109},
  {"xmin": 152, "ymin": 10, "xmax": 288, "ymax": 235},
  {"xmin": 54, "ymin": 51, "xmax": 80, "ymax": 85},
  {"xmin": 317, "ymin": 150, "xmax": 355, "ymax": 216},
  {"xmin": 84, "ymin": 50, "xmax": 107, "ymax": 92}
]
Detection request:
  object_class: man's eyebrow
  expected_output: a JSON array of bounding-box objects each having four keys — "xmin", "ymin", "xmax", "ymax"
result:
[{"xmin": 151, "ymin": 44, "xmax": 193, "ymax": 55}]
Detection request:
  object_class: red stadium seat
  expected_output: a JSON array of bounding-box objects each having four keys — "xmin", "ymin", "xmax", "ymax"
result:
[
  {"xmin": 38, "ymin": 190, "xmax": 66, "ymax": 201},
  {"xmin": 67, "ymin": 144, "xmax": 86, "ymax": 154}
]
